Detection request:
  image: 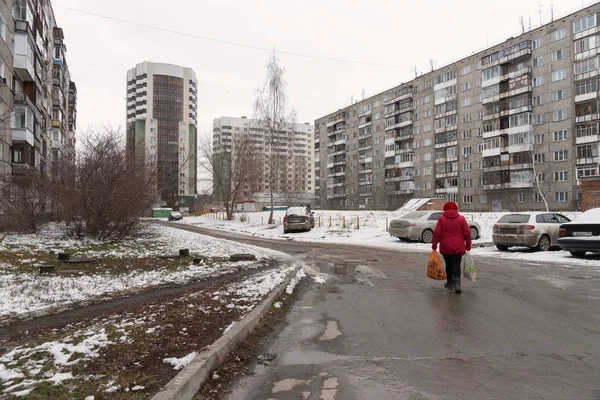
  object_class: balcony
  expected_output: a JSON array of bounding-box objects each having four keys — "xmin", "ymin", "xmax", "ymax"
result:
[
  {"xmin": 499, "ymin": 86, "xmax": 533, "ymax": 100},
  {"xmin": 384, "ymin": 90, "xmax": 413, "ymax": 105},
  {"xmin": 359, "ymin": 169, "xmax": 373, "ymax": 174},
  {"xmin": 504, "ymin": 181, "xmax": 534, "ymax": 189},
  {"xmin": 576, "ymin": 134, "xmax": 599, "ymax": 145},
  {"xmin": 12, "ymin": 127, "xmax": 35, "ymax": 147},
  {"xmin": 434, "ymin": 140, "xmax": 458, "ymax": 149},
  {"xmin": 434, "ymin": 124, "xmax": 457, "ymax": 134},
  {"xmin": 358, "ymin": 144, "xmax": 373, "ymax": 151},
  {"xmin": 500, "ymin": 105, "xmax": 532, "ymax": 117},
  {"xmin": 333, "ymin": 193, "xmax": 345, "ymax": 198},
  {"xmin": 385, "ymin": 150, "xmax": 395, "ymax": 158},
  {"xmin": 435, "ymin": 187, "xmax": 459, "ymax": 194},
  {"xmin": 397, "ymin": 161, "xmax": 414, "ymax": 168},
  {"xmin": 575, "ymin": 91, "xmax": 599, "ymax": 103},
  {"xmin": 577, "ymin": 156, "xmax": 599, "ymax": 165},
  {"xmin": 505, "ymin": 142, "xmax": 533, "ymax": 153},
  {"xmin": 396, "ymin": 148, "xmax": 413, "ymax": 155},
  {"xmin": 482, "ymin": 147, "xmax": 501, "ymax": 158},
  {"xmin": 358, "ymin": 180, "xmax": 372, "ymax": 186},
  {"xmin": 500, "ymin": 66, "xmax": 532, "ymax": 81},
  {"xmin": 385, "ymin": 120, "xmax": 413, "ymax": 131},
  {"xmin": 435, "ymin": 171, "xmax": 459, "ymax": 179},
  {"xmin": 395, "ymin": 189, "xmax": 415, "ymax": 195},
  {"xmin": 576, "ymin": 114, "xmax": 600, "ymax": 123}
]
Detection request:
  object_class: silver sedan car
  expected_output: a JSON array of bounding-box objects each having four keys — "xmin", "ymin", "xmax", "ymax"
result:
[
  {"xmin": 389, "ymin": 211, "xmax": 481, "ymax": 243},
  {"xmin": 493, "ymin": 212, "xmax": 571, "ymax": 251}
]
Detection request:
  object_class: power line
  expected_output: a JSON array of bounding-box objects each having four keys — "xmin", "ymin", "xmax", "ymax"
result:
[{"xmin": 54, "ymin": 4, "xmax": 404, "ymax": 69}]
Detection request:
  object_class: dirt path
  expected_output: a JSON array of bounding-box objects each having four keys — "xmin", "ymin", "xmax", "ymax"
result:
[{"xmin": 0, "ymin": 264, "xmax": 277, "ymax": 337}]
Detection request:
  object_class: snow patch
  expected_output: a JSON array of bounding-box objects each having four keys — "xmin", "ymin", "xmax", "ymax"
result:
[{"xmin": 163, "ymin": 352, "xmax": 198, "ymax": 371}]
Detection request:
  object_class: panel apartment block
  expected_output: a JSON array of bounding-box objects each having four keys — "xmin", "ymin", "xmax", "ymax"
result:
[
  {"xmin": 315, "ymin": 3, "xmax": 600, "ymax": 212},
  {"xmin": 213, "ymin": 116, "xmax": 315, "ymax": 203}
]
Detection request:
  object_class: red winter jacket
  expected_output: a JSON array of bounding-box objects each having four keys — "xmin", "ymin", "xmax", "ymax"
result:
[{"xmin": 431, "ymin": 210, "xmax": 472, "ymax": 255}]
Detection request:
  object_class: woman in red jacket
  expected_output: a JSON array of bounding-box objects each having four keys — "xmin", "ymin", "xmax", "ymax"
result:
[{"xmin": 431, "ymin": 202, "xmax": 472, "ymax": 293}]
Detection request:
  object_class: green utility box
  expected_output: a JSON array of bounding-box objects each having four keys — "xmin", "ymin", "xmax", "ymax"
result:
[{"xmin": 152, "ymin": 208, "xmax": 174, "ymax": 218}]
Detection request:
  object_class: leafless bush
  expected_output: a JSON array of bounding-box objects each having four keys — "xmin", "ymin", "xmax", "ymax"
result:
[{"xmin": 57, "ymin": 128, "xmax": 159, "ymax": 241}]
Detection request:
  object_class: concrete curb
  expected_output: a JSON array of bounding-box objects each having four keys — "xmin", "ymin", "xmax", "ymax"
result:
[{"xmin": 150, "ymin": 264, "xmax": 302, "ymax": 400}]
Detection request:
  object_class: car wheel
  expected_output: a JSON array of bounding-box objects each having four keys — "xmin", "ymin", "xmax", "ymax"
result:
[
  {"xmin": 570, "ymin": 251, "xmax": 586, "ymax": 257},
  {"xmin": 421, "ymin": 229, "xmax": 434, "ymax": 243},
  {"xmin": 283, "ymin": 228, "xmax": 288, "ymax": 234},
  {"xmin": 536, "ymin": 235, "xmax": 551, "ymax": 252},
  {"xmin": 496, "ymin": 245, "xmax": 509, "ymax": 251},
  {"xmin": 470, "ymin": 226, "xmax": 478, "ymax": 240}
]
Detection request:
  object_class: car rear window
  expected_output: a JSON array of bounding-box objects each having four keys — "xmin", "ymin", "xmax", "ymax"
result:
[
  {"xmin": 286, "ymin": 207, "xmax": 307, "ymax": 215},
  {"xmin": 400, "ymin": 212, "xmax": 426, "ymax": 220},
  {"xmin": 497, "ymin": 214, "xmax": 530, "ymax": 223}
]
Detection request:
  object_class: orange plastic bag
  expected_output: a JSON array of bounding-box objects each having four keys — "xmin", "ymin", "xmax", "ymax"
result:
[{"xmin": 427, "ymin": 250, "xmax": 446, "ymax": 280}]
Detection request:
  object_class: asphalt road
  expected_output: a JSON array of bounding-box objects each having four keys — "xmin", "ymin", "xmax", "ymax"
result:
[{"xmin": 165, "ymin": 222, "xmax": 600, "ymax": 400}]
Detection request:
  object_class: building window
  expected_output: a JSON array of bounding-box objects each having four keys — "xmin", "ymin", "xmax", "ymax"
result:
[
  {"xmin": 554, "ymin": 171, "xmax": 569, "ymax": 181},
  {"xmin": 550, "ymin": 29, "xmax": 566, "ymax": 42},
  {"xmin": 533, "ymin": 114, "xmax": 544, "ymax": 125},
  {"xmin": 552, "ymin": 110, "xmax": 567, "ymax": 121},
  {"xmin": 551, "ymin": 69, "xmax": 567, "ymax": 82},
  {"xmin": 532, "ymin": 37, "xmax": 543, "ymax": 49},
  {"xmin": 533, "ymin": 56, "xmax": 544, "ymax": 67},
  {"xmin": 532, "ymin": 95, "xmax": 543, "ymax": 106},
  {"xmin": 533, "ymin": 76, "xmax": 544, "ymax": 87},
  {"xmin": 463, "ymin": 195, "xmax": 473, "ymax": 204},
  {"xmin": 462, "ymin": 146, "xmax": 472, "ymax": 156},
  {"xmin": 554, "ymin": 192, "xmax": 569, "ymax": 202},
  {"xmin": 518, "ymin": 193, "xmax": 526, "ymax": 203},
  {"xmin": 553, "ymin": 130, "xmax": 568, "ymax": 141},
  {"xmin": 461, "ymin": 65, "xmax": 472, "ymax": 75},
  {"xmin": 479, "ymin": 195, "xmax": 488, "ymax": 203},
  {"xmin": 463, "ymin": 162, "xmax": 472, "ymax": 171},
  {"xmin": 552, "ymin": 89, "xmax": 568, "ymax": 102},
  {"xmin": 553, "ymin": 149, "xmax": 568, "ymax": 161},
  {"xmin": 551, "ymin": 49, "xmax": 567, "ymax": 62},
  {"xmin": 574, "ymin": 14, "xmax": 597, "ymax": 34},
  {"xmin": 463, "ymin": 179, "xmax": 472, "ymax": 187}
]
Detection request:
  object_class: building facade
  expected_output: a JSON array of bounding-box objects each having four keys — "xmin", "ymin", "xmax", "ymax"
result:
[
  {"xmin": 213, "ymin": 116, "xmax": 315, "ymax": 205},
  {"xmin": 126, "ymin": 62, "xmax": 198, "ymax": 207},
  {"xmin": 0, "ymin": 0, "xmax": 76, "ymax": 178},
  {"xmin": 315, "ymin": 3, "xmax": 600, "ymax": 212}
]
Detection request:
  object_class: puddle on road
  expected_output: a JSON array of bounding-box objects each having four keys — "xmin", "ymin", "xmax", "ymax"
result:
[{"xmin": 311, "ymin": 262, "xmax": 355, "ymax": 277}]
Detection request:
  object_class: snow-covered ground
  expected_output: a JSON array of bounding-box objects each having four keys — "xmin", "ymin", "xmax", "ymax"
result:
[
  {"xmin": 0, "ymin": 266, "xmax": 299, "ymax": 398},
  {"xmin": 178, "ymin": 209, "xmax": 600, "ymax": 269},
  {"xmin": 0, "ymin": 224, "xmax": 290, "ymax": 320}
]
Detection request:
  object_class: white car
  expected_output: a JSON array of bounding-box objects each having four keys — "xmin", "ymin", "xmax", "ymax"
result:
[{"xmin": 389, "ymin": 211, "xmax": 480, "ymax": 243}]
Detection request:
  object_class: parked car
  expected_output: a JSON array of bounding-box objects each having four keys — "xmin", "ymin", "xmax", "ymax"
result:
[
  {"xmin": 389, "ymin": 211, "xmax": 481, "ymax": 243},
  {"xmin": 168, "ymin": 211, "xmax": 183, "ymax": 221},
  {"xmin": 558, "ymin": 208, "xmax": 600, "ymax": 257},
  {"xmin": 283, "ymin": 207, "xmax": 314, "ymax": 233},
  {"xmin": 492, "ymin": 212, "xmax": 571, "ymax": 251}
]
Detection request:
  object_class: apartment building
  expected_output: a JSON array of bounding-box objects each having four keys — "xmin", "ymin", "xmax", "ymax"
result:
[
  {"xmin": 0, "ymin": 0, "xmax": 15, "ymax": 176},
  {"xmin": 126, "ymin": 62, "xmax": 198, "ymax": 207},
  {"xmin": 1, "ymin": 0, "xmax": 77, "ymax": 178},
  {"xmin": 315, "ymin": 3, "xmax": 600, "ymax": 212},
  {"xmin": 213, "ymin": 116, "xmax": 315, "ymax": 205}
]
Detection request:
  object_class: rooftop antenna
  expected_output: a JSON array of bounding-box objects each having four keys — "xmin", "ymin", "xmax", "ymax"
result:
[
  {"xmin": 538, "ymin": 4, "xmax": 543, "ymax": 26},
  {"xmin": 362, "ymin": 89, "xmax": 365, "ymax": 101},
  {"xmin": 520, "ymin": 16, "xmax": 525, "ymax": 34},
  {"xmin": 529, "ymin": 17, "xmax": 532, "ymax": 31},
  {"xmin": 429, "ymin": 59, "xmax": 434, "ymax": 72},
  {"xmin": 551, "ymin": 5, "xmax": 554, "ymax": 21},
  {"xmin": 414, "ymin": 66, "xmax": 418, "ymax": 78}
]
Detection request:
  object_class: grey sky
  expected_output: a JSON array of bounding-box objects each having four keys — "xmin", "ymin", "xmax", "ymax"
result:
[{"xmin": 54, "ymin": 0, "xmax": 589, "ymax": 138}]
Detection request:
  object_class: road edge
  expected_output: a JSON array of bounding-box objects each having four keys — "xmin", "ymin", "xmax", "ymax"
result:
[{"xmin": 150, "ymin": 264, "xmax": 302, "ymax": 400}]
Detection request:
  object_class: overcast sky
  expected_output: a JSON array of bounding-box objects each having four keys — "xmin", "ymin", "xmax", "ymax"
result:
[{"xmin": 54, "ymin": 0, "xmax": 589, "ymax": 138}]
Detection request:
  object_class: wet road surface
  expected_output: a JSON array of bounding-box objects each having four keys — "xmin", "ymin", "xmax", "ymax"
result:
[{"xmin": 164, "ymin": 222, "xmax": 600, "ymax": 399}]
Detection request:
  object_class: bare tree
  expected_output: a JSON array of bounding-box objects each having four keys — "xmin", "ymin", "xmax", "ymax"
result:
[
  {"xmin": 58, "ymin": 128, "xmax": 159, "ymax": 240},
  {"xmin": 198, "ymin": 132, "xmax": 261, "ymax": 220},
  {"xmin": 254, "ymin": 51, "xmax": 297, "ymax": 224}
]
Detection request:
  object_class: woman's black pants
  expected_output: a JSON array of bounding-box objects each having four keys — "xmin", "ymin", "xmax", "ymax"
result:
[{"xmin": 442, "ymin": 254, "xmax": 462, "ymax": 283}]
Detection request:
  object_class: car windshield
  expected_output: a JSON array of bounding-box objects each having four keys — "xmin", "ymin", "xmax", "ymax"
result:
[
  {"xmin": 497, "ymin": 214, "xmax": 530, "ymax": 223},
  {"xmin": 399, "ymin": 212, "xmax": 426, "ymax": 220},
  {"xmin": 172, "ymin": 212, "xmax": 182, "ymax": 216}
]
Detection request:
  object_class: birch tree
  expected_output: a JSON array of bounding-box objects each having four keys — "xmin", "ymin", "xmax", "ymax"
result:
[
  {"xmin": 198, "ymin": 132, "xmax": 261, "ymax": 220},
  {"xmin": 254, "ymin": 51, "xmax": 296, "ymax": 224}
]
